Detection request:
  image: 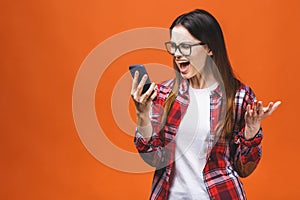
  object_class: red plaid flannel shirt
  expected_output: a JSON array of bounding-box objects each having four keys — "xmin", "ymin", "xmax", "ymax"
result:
[{"xmin": 134, "ymin": 78, "xmax": 263, "ymax": 200}]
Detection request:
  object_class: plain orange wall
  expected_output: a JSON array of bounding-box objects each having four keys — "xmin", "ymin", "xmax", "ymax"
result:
[{"xmin": 1, "ymin": 0, "xmax": 300, "ymax": 199}]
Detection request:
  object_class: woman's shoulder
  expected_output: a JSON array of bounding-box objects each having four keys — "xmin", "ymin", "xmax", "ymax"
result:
[
  {"xmin": 156, "ymin": 78, "xmax": 175, "ymax": 92},
  {"xmin": 157, "ymin": 78, "xmax": 175, "ymax": 87},
  {"xmin": 236, "ymin": 81, "xmax": 256, "ymax": 101},
  {"xmin": 153, "ymin": 78, "xmax": 176, "ymax": 102}
]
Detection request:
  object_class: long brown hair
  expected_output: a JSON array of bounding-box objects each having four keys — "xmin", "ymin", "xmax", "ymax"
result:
[{"xmin": 162, "ymin": 9, "xmax": 240, "ymax": 139}]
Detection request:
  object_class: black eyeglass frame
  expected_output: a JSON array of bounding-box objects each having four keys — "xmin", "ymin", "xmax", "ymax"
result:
[{"xmin": 164, "ymin": 41, "xmax": 206, "ymax": 56}]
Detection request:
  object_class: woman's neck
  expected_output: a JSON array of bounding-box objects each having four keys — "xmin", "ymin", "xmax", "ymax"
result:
[{"xmin": 189, "ymin": 73, "xmax": 216, "ymax": 89}]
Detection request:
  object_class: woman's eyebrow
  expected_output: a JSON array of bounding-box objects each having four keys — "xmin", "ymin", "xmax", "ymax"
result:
[{"xmin": 170, "ymin": 40, "xmax": 197, "ymax": 44}]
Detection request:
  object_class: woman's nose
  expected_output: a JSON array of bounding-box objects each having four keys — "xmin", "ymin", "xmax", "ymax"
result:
[{"xmin": 174, "ymin": 47, "xmax": 183, "ymax": 57}]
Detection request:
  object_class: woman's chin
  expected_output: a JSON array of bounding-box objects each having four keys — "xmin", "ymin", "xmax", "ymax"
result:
[{"xmin": 180, "ymin": 72, "xmax": 191, "ymax": 79}]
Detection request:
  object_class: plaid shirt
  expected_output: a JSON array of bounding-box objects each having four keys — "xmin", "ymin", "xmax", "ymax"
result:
[{"xmin": 134, "ymin": 78, "xmax": 263, "ymax": 200}]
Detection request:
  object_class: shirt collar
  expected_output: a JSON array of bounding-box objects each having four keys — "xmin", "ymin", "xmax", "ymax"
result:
[{"xmin": 179, "ymin": 78, "xmax": 223, "ymax": 98}]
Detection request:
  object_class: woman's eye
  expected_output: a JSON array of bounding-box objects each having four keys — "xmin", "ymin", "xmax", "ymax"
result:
[{"xmin": 180, "ymin": 44, "xmax": 190, "ymax": 49}]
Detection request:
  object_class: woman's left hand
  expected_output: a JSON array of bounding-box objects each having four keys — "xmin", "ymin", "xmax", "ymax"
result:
[{"xmin": 244, "ymin": 100, "xmax": 281, "ymax": 140}]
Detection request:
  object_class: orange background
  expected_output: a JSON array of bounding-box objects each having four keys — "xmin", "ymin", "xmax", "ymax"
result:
[{"xmin": 1, "ymin": 0, "xmax": 300, "ymax": 199}]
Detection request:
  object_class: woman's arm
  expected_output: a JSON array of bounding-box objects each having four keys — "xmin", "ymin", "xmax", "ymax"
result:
[
  {"xmin": 131, "ymin": 71, "xmax": 169, "ymax": 168},
  {"xmin": 134, "ymin": 101, "xmax": 168, "ymax": 168},
  {"xmin": 232, "ymin": 87, "xmax": 281, "ymax": 178},
  {"xmin": 131, "ymin": 71, "xmax": 157, "ymax": 140}
]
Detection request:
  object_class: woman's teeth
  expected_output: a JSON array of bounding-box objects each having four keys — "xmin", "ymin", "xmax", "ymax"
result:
[{"xmin": 180, "ymin": 61, "xmax": 190, "ymax": 68}]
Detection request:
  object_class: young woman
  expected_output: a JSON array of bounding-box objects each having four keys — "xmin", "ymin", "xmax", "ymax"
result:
[{"xmin": 131, "ymin": 9, "xmax": 280, "ymax": 200}]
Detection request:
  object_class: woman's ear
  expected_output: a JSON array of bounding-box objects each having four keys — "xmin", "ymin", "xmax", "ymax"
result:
[{"xmin": 208, "ymin": 49, "xmax": 213, "ymax": 56}]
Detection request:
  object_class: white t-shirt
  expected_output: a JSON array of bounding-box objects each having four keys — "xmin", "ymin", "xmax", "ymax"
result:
[{"xmin": 168, "ymin": 83, "xmax": 217, "ymax": 200}]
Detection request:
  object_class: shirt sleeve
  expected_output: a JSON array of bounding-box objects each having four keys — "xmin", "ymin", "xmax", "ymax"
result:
[
  {"xmin": 232, "ymin": 85, "xmax": 263, "ymax": 178},
  {"xmin": 134, "ymin": 126, "xmax": 166, "ymax": 168},
  {"xmin": 133, "ymin": 84, "xmax": 168, "ymax": 168}
]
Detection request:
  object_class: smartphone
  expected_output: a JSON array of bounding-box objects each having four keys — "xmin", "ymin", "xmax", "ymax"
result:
[{"xmin": 129, "ymin": 64, "xmax": 152, "ymax": 94}]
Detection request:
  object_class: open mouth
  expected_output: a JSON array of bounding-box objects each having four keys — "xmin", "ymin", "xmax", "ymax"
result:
[{"xmin": 178, "ymin": 61, "xmax": 190, "ymax": 74}]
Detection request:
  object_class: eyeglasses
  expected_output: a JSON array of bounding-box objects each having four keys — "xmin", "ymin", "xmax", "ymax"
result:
[{"xmin": 165, "ymin": 41, "xmax": 206, "ymax": 56}]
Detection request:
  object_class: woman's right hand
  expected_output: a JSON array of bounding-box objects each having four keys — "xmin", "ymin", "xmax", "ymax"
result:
[{"xmin": 130, "ymin": 71, "xmax": 157, "ymax": 118}]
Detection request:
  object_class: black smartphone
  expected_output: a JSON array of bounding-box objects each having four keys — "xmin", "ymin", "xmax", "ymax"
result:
[{"xmin": 129, "ymin": 64, "xmax": 152, "ymax": 94}]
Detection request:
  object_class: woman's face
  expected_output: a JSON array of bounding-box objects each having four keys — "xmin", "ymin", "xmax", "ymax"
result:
[{"xmin": 170, "ymin": 25, "xmax": 212, "ymax": 80}]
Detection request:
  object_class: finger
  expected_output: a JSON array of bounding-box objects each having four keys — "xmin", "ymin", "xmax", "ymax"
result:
[
  {"xmin": 132, "ymin": 90, "xmax": 140, "ymax": 103},
  {"xmin": 245, "ymin": 104, "xmax": 251, "ymax": 118},
  {"xmin": 267, "ymin": 101, "xmax": 282, "ymax": 115},
  {"xmin": 273, "ymin": 101, "xmax": 282, "ymax": 108},
  {"xmin": 131, "ymin": 71, "xmax": 139, "ymax": 95},
  {"xmin": 150, "ymin": 90, "xmax": 158, "ymax": 101},
  {"xmin": 146, "ymin": 82, "xmax": 156, "ymax": 96},
  {"xmin": 252, "ymin": 101, "xmax": 257, "ymax": 117},
  {"xmin": 257, "ymin": 101, "xmax": 264, "ymax": 116},
  {"xmin": 140, "ymin": 82, "xmax": 156, "ymax": 103},
  {"xmin": 263, "ymin": 102, "xmax": 273, "ymax": 113},
  {"xmin": 136, "ymin": 74, "xmax": 148, "ymax": 96},
  {"xmin": 143, "ymin": 89, "xmax": 157, "ymax": 104}
]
